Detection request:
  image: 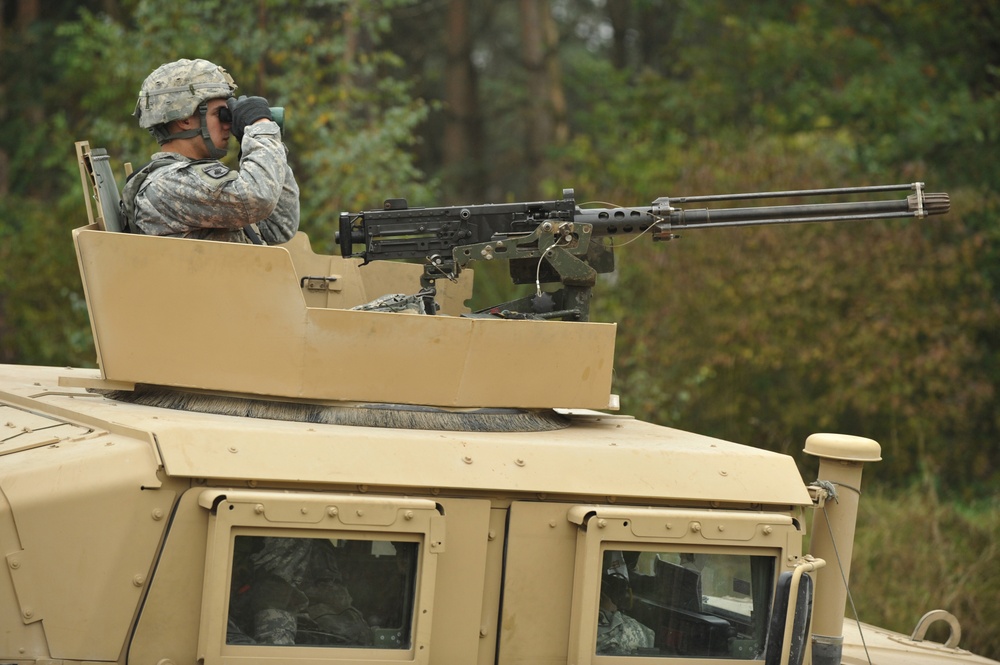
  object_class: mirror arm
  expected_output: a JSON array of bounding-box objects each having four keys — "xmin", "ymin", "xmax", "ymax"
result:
[{"xmin": 780, "ymin": 557, "xmax": 827, "ymax": 665}]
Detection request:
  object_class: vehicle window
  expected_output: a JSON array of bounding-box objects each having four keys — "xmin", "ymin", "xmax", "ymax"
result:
[
  {"xmin": 597, "ymin": 549, "xmax": 775, "ymax": 658},
  {"xmin": 227, "ymin": 535, "xmax": 418, "ymax": 648}
]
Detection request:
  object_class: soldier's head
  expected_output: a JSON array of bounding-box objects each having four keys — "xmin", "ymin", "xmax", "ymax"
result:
[
  {"xmin": 134, "ymin": 58, "xmax": 237, "ymax": 159},
  {"xmin": 601, "ymin": 572, "xmax": 633, "ymax": 611}
]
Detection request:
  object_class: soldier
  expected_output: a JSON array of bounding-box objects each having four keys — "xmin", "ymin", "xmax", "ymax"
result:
[
  {"xmin": 123, "ymin": 58, "xmax": 299, "ymax": 244},
  {"xmin": 228, "ymin": 536, "xmax": 375, "ymax": 646},
  {"xmin": 596, "ymin": 573, "xmax": 655, "ymax": 655}
]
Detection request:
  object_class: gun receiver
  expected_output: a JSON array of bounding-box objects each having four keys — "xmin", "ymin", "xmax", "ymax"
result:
[{"xmin": 336, "ymin": 182, "xmax": 949, "ymax": 320}]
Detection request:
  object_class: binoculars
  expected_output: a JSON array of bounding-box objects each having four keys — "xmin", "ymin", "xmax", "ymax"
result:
[{"xmin": 218, "ymin": 104, "xmax": 285, "ymax": 132}]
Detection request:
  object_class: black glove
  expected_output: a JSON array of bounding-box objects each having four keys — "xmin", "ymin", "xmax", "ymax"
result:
[{"xmin": 228, "ymin": 95, "xmax": 273, "ymax": 141}]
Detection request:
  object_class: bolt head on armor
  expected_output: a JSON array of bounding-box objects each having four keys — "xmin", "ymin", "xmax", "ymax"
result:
[{"xmin": 134, "ymin": 58, "xmax": 237, "ymax": 129}]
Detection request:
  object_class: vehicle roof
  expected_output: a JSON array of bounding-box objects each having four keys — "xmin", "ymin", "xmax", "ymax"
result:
[{"xmin": 1, "ymin": 365, "xmax": 811, "ymax": 507}]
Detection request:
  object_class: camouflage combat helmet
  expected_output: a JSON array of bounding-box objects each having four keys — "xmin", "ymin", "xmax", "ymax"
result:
[{"xmin": 134, "ymin": 58, "xmax": 237, "ymax": 158}]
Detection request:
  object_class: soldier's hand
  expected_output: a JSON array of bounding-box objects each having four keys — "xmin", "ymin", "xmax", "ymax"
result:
[{"xmin": 228, "ymin": 95, "xmax": 273, "ymax": 141}]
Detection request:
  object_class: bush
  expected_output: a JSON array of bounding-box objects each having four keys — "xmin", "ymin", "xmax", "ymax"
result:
[{"xmin": 850, "ymin": 483, "xmax": 1000, "ymax": 659}]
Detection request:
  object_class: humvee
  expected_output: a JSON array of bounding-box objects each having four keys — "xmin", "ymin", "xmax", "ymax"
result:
[{"xmin": 0, "ymin": 143, "xmax": 992, "ymax": 665}]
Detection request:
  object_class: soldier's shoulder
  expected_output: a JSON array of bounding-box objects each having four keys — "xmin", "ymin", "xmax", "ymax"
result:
[
  {"xmin": 187, "ymin": 159, "xmax": 236, "ymax": 181},
  {"xmin": 194, "ymin": 161, "xmax": 233, "ymax": 179},
  {"xmin": 180, "ymin": 159, "xmax": 239, "ymax": 186},
  {"xmin": 138, "ymin": 156, "xmax": 237, "ymax": 193}
]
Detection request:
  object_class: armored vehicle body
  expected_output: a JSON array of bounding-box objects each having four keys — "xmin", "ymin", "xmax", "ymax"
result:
[{"xmin": 0, "ymin": 143, "xmax": 993, "ymax": 665}]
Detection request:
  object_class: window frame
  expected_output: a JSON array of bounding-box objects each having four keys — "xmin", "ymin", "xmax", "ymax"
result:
[
  {"xmin": 566, "ymin": 506, "xmax": 801, "ymax": 665},
  {"xmin": 197, "ymin": 489, "xmax": 445, "ymax": 665}
]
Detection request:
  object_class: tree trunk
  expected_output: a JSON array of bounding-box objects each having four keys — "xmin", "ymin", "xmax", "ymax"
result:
[
  {"xmin": 1, "ymin": 0, "xmax": 43, "ymax": 197},
  {"xmin": 518, "ymin": 0, "xmax": 566, "ymax": 198},
  {"xmin": 340, "ymin": 0, "xmax": 359, "ymax": 94},
  {"xmin": 442, "ymin": 0, "xmax": 485, "ymax": 200},
  {"xmin": 607, "ymin": 0, "xmax": 630, "ymax": 70}
]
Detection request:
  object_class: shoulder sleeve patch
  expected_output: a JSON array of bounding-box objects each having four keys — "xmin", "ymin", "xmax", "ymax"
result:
[{"xmin": 200, "ymin": 163, "xmax": 233, "ymax": 180}]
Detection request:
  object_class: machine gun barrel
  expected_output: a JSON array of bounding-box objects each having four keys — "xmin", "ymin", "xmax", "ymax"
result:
[
  {"xmin": 666, "ymin": 182, "xmax": 926, "ymax": 203},
  {"xmin": 576, "ymin": 183, "xmax": 949, "ymax": 239}
]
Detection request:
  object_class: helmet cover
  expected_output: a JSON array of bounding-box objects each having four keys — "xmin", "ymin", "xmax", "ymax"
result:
[{"xmin": 134, "ymin": 58, "xmax": 237, "ymax": 129}]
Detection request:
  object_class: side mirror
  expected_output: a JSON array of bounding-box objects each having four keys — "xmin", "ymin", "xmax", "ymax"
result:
[{"xmin": 764, "ymin": 570, "xmax": 814, "ymax": 665}]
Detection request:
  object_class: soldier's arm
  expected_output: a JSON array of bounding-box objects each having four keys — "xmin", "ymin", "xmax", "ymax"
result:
[
  {"xmin": 256, "ymin": 155, "xmax": 300, "ymax": 245},
  {"xmin": 138, "ymin": 121, "xmax": 293, "ymax": 237},
  {"xmin": 234, "ymin": 121, "xmax": 300, "ymax": 239}
]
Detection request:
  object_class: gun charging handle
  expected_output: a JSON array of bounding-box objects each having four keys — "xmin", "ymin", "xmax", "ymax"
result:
[{"xmin": 336, "ymin": 212, "xmax": 354, "ymax": 259}]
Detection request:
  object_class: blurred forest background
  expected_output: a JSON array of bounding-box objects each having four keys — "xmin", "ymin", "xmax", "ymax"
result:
[{"xmin": 1, "ymin": 0, "xmax": 998, "ymax": 656}]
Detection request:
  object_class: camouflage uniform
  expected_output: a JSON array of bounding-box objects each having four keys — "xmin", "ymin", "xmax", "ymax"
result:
[
  {"xmin": 125, "ymin": 58, "xmax": 299, "ymax": 244},
  {"xmin": 596, "ymin": 608, "xmax": 655, "ymax": 655},
  {"xmin": 124, "ymin": 123, "xmax": 300, "ymax": 243}
]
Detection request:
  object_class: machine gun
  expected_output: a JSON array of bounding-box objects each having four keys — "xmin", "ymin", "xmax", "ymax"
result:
[{"xmin": 336, "ymin": 182, "xmax": 949, "ymax": 321}]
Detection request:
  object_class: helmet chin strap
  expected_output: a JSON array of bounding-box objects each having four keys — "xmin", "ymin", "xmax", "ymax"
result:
[
  {"xmin": 155, "ymin": 103, "xmax": 228, "ymax": 159},
  {"xmin": 197, "ymin": 103, "xmax": 229, "ymax": 159}
]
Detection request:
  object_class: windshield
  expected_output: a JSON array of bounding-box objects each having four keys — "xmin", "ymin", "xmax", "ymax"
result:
[{"xmin": 597, "ymin": 549, "xmax": 775, "ymax": 658}]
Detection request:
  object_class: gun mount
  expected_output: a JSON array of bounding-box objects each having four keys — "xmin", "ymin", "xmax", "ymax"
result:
[{"xmin": 337, "ymin": 183, "xmax": 949, "ymax": 320}]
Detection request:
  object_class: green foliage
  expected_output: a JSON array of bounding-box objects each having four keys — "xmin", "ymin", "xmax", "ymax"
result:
[
  {"xmin": 852, "ymin": 487, "xmax": 1000, "ymax": 659},
  {"xmin": 555, "ymin": 0, "xmax": 1000, "ymax": 186},
  {"xmin": 0, "ymin": 195, "xmax": 94, "ymax": 366}
]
